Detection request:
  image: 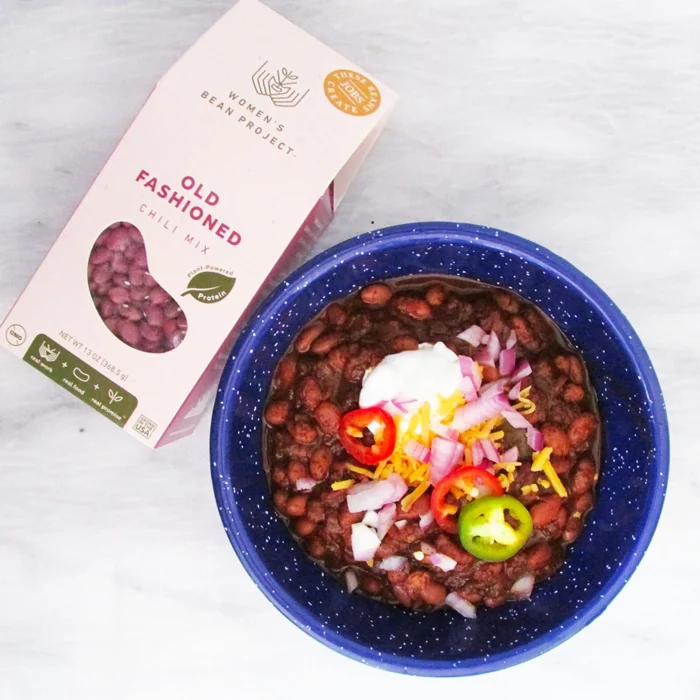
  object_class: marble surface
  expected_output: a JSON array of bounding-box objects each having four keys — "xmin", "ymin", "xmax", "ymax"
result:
[{"xmin": 1, "ymin": 0, "xmax": 698, "ymax": 697}]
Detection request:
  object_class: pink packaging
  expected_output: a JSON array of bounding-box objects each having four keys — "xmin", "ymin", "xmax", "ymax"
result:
[{"xmin": 0, "ymin": 0, "xmax": 397, "ymax": 446}]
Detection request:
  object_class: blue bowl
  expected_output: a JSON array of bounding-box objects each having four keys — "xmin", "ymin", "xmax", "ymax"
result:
[{"xmin": 210, "ymin": 222, "xmax": 668, "ymax": 676}]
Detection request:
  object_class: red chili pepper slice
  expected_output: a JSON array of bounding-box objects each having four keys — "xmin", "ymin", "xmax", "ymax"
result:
[
  {"xmin": 430, "ymin": 466, "xmax": 504, "ymax": 534},
  {"xmin": 338, "ymin": 407, "xmax": 397, "ymax": 466}
]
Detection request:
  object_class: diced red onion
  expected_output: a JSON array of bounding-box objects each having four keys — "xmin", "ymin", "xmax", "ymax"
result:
[
  {"xmin": 445, "ymin": 592, "xmax": 477, "ymax": 619},
  {"xmin": 452, "ymin": 392, "xmax": 510, "ymax": 432},
  {"xmin": 347, "ymin": 473, "xmax": 408, "ymax": 513},
  {"xmin": 458, "ymin": 355, "xmax": 482, "ymax": 390},
  {"xmin": 511, "ymin": 574, "xmax": 535, "ymax": 599},
  {"xmin": 404, "ymin": 439, "xmax": 431, "ymax": 463},
  {"xmin": 419, "ymin": 511, "xmax": 434, "ymax": 531},
  {"xmin": 429, "ymin": 437, "xmax": 465, "ymax": 484},
  {"xmin": 485, "ymin": 331, "xmax": 501, "ymax": 363},
  {"xmin": 508, "ymin": 380, "xmax": 522, "ymax": 400},
  {"xmin": 362, "ymin": 510, "xmax": 379, "ymax": 528},
  {"xmin": 420, "ymin": 542, "xmax": 437, "ymax": 555},
  {"xmin": 429, "ymin": 553, "xmax": 458, "ymax": 572},
  {"xmin": 345, "ymin": 568, "xmax": 359, "ymax": 593},
  {"xmin": 499, "ymin": 348, "xmax": 516, "ymax": 376},
  {"xmin": 376, "ymin": 503, "xmax": 397, "ymax": 540},
  {"xmin": 471, "ymin": 440, "xmax": 485, "ymax": 465},
  {"xmin": 431, "ymin": 421, "xmax": 459, "ymax": 441},
  {"xmin": 511, "ymin": 359, "xmax": 533, "ymax": 381},
  {"xmin": 474, "ymin": 349, "xmax": 495, "ymax": 367},
  {"xmin": 528, "ymin": 427, "xmax": 544, "ymax": 451},
  {"xmin": 501, "ymin": 446, "xmax": 519, "ymax": 463},
  {"xmin": 351, "ymin": 523, "xmax": 382, "ymax": 561},
  {"xmin": 479, "ymin": 438, "xmax": 500, "ymax": 463},
  {"xmin": 376, "ymin": 400, "xmax": 388, "ymax": 409},
  {"xmin": 480, "ymin": 378, "xmax": 509, "ymax": 398},
  {"xmin": 457, "ymin": 324, "xmax": 487, "ymax": 347},
  {"xmin": 379, "ymin": 555, "xmax": 407, "ymax": 571},
  {"xmin": 459, "ymin": 375, "xmax": 478, "ymax": 402},
  {"xmin": 295, "ymin": 478, "xmax": 317, "ymax": 493},
  {"xmin": 394, "ymin": 519, "xmax": 408, "ymax": 530},
  {"xmin": 506, "ymin": 329, "xmax": 517, "ymax": 349}
]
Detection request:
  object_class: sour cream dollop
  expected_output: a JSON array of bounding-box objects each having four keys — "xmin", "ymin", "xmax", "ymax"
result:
[{"xmin": 359, "ymin": 342, "xmax": 462, "ymax": 415}]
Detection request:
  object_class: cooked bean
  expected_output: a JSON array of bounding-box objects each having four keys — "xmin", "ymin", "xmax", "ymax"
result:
[
  {"xmin": 309, "ymin": 446, "xmax": 332, "ymax": 480},
  {"xmin": 360, "ymin": 574, "xmax": 383, "ymax": 595},
  {"xmin": 265, "ymin": 400, "xmax": 290, "ymax": 425},
  {"xmin": 512, "ymin": 315, "xmax": 535, "ymax": 347},
  {"xmin": 306, "ymin": 500, "xmax": 326, "ymax": 523},
  {"xmin": 314, "ymin": 401, "xmax": 342, "ymax": 435},
  {"xmin": 550, "ymin": 455, "xmax": 573, "ymax": 475},
  {"xmin": 328, "ymin": 345, "xmax": 351, "ymax": 372},
  {"xmin": 297, "ymin": 376, "xmax": 322, "ymax": 412},
  {"xmin": 287, "ymin": 461, "xmax": 308, "ymax": 484},
  {"xmin": 295, "ymin": 322, "xmax": 325, "ymax": 353},
  {"xmin": 530, "ymin": 495, "xmax": 563, "ymax": 528},
  {"xmin": 272, "ymin": 490, "xmax": 288, "ymax": 511},
  {"xmin": 346, "ymin": 313, "xmax": 372, "ymax": 340},
  {"xmin": 494, "ymin": 291, "xmax": 520, "ymax": 313},
  {"xmin": 472, "ymin": 562, "xmax": 503, "ymax": 583},
  {"xmin": 391, "ymin": 334, "xmax": 419, "ymax": 352},
  {"xmin": 288, "ymin": 417, "xmax": 318, "ymax": 445},
  {"xmin": 568, "ymin": 412, "xmax": 598, "ymax": 449},
  {"xmin": 311, "ymin": 332, "xmax": 342, "ymax": 355},
  {"xmin": 326, "ymin": 303, "xmax": 347, "ymax": 326},
  {"xmin": 526, "ymin": 542, "xmax": 552, "ymax": 569},
  {"xmin": 435, "ymin": 534, "xmax": 476, "ymax": 566},
  {"xmin": 481, "ymin": 365, "xmax": 500, "ymax": 383},
  {"xmin": 306, "ymin": 537, "xmax": 325, "ymax": 559},
  {"xmin": 295, "ymin": 518, "xmax": 316, "ymax": 536},
  {"xmin": 275, "ymin": 355, "xmax": 297, "ymax": 389},
  {"xmin": 562, "ymin": 517, "xmax": 583, "ymax": 543},
  {"xmin": 393, "ymin": 295, "xmax": 432, "ymax": 320},
  {"xmin": 425, "ymin": 284, "xmax": 446, "ymax": 306},
  {"xmin": 574, "ymin": 491, "xmax": 594, "ymax": 512},
  {"xmin": 271, "ymin": 467, "xmax": 287, "ymax": 487},
  {"xmin": 554, "ymin": 355, "xmax": 571, "ymax": 374},
  {"xmin": 568, "ymin": 356, "xmax": 585, "ymax": 384},
  {"xmin": 361, "ymin": 283, "xmax": 392, "ymax": 305},
  {"xmin": 563, "ymin": 383, "xmax": 585, "ymax": 403},
  {"xmin": 286, "ymin": 494, "xmax": 308, "ymax": 517},
  {"xmin": 541, "ymin": 423, "xmax": 571, "ymax": 456},
  {"xmin": 571, "ymin": 456, "xmax": 597, "ymax": 495}
]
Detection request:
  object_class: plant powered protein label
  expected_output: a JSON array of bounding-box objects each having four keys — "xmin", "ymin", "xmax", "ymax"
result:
[{"xmin": 0, "ymin": 0, "xmax": 397, "ymax": 447}]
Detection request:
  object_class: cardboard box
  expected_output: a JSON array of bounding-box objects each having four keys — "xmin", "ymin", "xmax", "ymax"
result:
[{"xmin": 0, "ymin": 0, "xmax": 397, "ymax": 446}]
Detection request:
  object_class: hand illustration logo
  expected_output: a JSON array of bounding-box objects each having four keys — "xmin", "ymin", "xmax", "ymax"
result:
[
  {"xmin": 252, "ymin": 62, "xmax": 309, "ymax": 108},
  {"xmin": 38, "ymin": 341, "xmax": 60, "ymax": 363}
]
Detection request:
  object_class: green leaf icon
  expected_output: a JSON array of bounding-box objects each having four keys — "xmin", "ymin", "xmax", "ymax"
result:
[{"xmin": 181, "ymin": 271, "xmax": 236, "ymax": 304}]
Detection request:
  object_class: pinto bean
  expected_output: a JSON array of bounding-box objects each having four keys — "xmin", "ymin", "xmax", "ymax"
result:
[
  {"xmin": 311, "ymin": 332, "xmax": 343, "ymax": 355},
  {"xmin": 271, "ymin": 467, "xmax": 288, "ymax": 487},
  {"xmin": 472, "ymin": 562, "xmax": 503, "ymax": 583},
  {"xmin": 287, "ymin": 461, "xmax": 308, "ymax": 484},
  {"xmin": 554, "ymin": 355, "xmax": 571, "ymax": 375},
  {"xmin": 405, "ymin": 571, "xmax": 446, "ymax": 606},
  {"xmin": 529, "ymin": 495, "xmax": 563, "ymax": 528},
  {"xmin": 361, "ymin": 283, "xmax": 392, "ymax": 306},
  {"xmin": 265, "ymin": 400, "xmax": 290, "ymax": 425},
  {"xmin": 526, "ymin": 542, "xmax": 552, "ymax": 569},
  {"xmin": 309, "ymin": 446, "xmax": 332, "ymax": 480},
  {"xmin": 272, "ymin": 490, "xmax": 288, "ymax": 512},
  {"xmin": 401, "ymin": 493, "xmax": 431, "ymax": 519},
  {"xmin": 425, "ymin": 284, "xmax": 446, "ymax": 306},
  {"xmin": 288, "ymin": 442, "xmax": 313, "ymax": 463},
  {"xmin": 494, "ymin": 291, "xmax": 520, "ymax": 313},
  {"xmin": 550, "ymin": 455, "xmax": 573, "ymax": 475},
  {"xmin": 563, "ymin": 383, "xmax": 585, "ymax": 403},
  {"xmin": 306, "ymin": 537, "xmax": 325, "ymax": 559},
  {"xmin": 314, "ymin": 401, "xmax": 342, "ymax": 435},
  {"xmin": 274, "ymin": 355, "xmax": 297, "ymax": 389},
  {"xmin": 295, "ymin": 518, "xmax": 316, "ymax": 536},
  {"xmin": 436, "ymin": 534, "xmax": 476, "ymax": 567},
  {"xmin": 288, "ymin": 417, "xmax": 318, "ymax": 445},
  {"xmin": 541, "ymin": 423, "xmax": 571, "ymax": 456},
  {"xmin": 306, "ymin": 500, "xmax": 326, "ymax": 523},
  {"xmin": 574, "ymin": 491, "xmax": 594, "ymax": 513},
  {"xmin": 295, "ymin": 322, "xmax": 325, "ymax": 353},
  {"xmin": 286, "ymin": 494, "xmax": 308, "ymax": 517},
  {"xmin": 562, "ymin": 516, "xmax": 583, "ymax": 543},
  {"xmin": 568, "ymin": 412, "xmax": 598, "ymax": 449},
  {"xmin": 571, "ymin": 456, "xmax": 597, "ymax": 495},
  {"xmin": 393, "ymin": 295, "xmax": 432, "ymax": 320},
  {"xmin": 359, "ymin": 574, "xmax": 383, "ymax": 596},
  {"xmin": 512, "ymin": 315, "xmax": 535, "ymax": 347},
  {"xmin": 391, "ymin": 335, "xmax": 419, "ymax": 352},
  {"xmin": 297, "ymin": 376, "xmax": 322, "ymax": 412},
  {"xmin": 328, "ymin": 345, "xmax": 351, "ymax": 372},
  {"xmin": 326, "ymin": 303, "xmax": 347, "ymax": 326},
  {"xmin": 568, "ymin": 356, "xmax": 585, "ymax": 384}
]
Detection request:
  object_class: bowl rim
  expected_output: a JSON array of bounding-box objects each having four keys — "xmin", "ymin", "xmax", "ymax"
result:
[{"xmin": 210, "ymin": 221, "xmax": 669, "ymax": 676}]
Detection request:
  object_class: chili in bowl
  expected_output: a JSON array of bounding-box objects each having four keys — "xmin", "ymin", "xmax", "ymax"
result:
[{"xmin": 210, "ymin": 222, "xmax": 668, "ymax": 676}]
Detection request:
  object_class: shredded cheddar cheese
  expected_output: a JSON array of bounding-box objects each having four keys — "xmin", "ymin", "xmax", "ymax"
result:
[
  {"xmin": 542, "ymin": 462, "xmax": 567, "ymax": 498},
  {"xmin": 331, "ymin": 479, "xmax": 354, "ymax": 491},
  {"xmin": 346, "ymin": 464, "xmax": 377, "ymax": 479},
  {"xmin": 538, "ymin": 478, "xmax": 552, "ymax": 489},
  {"xmin": 401, "ymin": 479, "xmax": 431, "ymax": 512},
  {"xmin": 531, "ymin": 447, "xmax": 553, "ymax": 472}
]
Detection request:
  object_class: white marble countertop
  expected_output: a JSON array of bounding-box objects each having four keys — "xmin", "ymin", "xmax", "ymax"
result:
[{"xmin": 1, "ymin": 0, "xmax": 698, "ymax": 697}]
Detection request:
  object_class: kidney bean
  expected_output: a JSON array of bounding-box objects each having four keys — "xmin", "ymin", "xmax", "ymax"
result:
[
  {"xmin": 494, "ymin": 291, "xmax": 520, "ymax": 313},
  {"xmin": 562, "ymin": 517, "xmax": 583, "ymax": 543},
  {"xmin": 563, "ymin": 383, "xmax": 585, "ymax": 403},
  {"xmin": 148, "ymin": 287, "xmax": 170, "ymax": 306},
  {"xmin": 346, "ymin": 313, "xmax": 372, "ymax": 340},
  {"xmin": 111, "ymin": 253, "xmax": 129, "ymax": 275},
  {"xmin": 294, "ymin": 518, "xmax": 315, "ymax": 537},
  {"xmin": 574, "ymin": 491, "xmax": 594, "ymax": 513},
  {"xmin": 99, "ymin": 298, "xmax": 115, "ymax": 319},
  {"xmin": 484, "ymin": 595, "xmax": 507, "ymax": 608},
  {"xmin": 568, "ymin": 356, "xmax": 585, "ymax": 384},
  {"xmin": 295, "ymin": 322, "xmax": 326, "ymax": 353},
  {"xmin": 286, "ymin": 494, "xmax": 308, "ymax": 517},
  {"xmin": 163, "ymin": 301, "xmax": 181, "ymax": 320},
  {"xmin": 311, "ymin": 332, "xmax": 342, "ymax": 355},
  {"xmin": 297, "ymin": 376, "xmax": 322, "ymax": 412},
  {"xmin": 92, "ymin": 264, "xmax": 112, "ymax": 285},
  {"xmin": 361, "ymin": 283, "xmax": 392, "ymax": 306},
  {"xmin": 118, "ymin": 304, "xmax": 142, "ymax": 322},
  {"xmin": 104, "ymin": 317, "xmax": 120, "ymax": 334},
  {"xmin": 288, "ymin": 461, "xmax": 308, "ymax": 484},
  {"xmin": 142, "ymin": 272, "xmax": 157, "ymax": 288},
  {"xmin": 530, "ymin": 495, "xmax": 563, "ymax": 528},
  {"xmin": 328, "ymin": 345, "xmax": 351, "ymax": 372},
  {"xmin": 306, "ymin": 499, "xmax": 326, "ymax": 523},
  {"xmin": 481, "ymin": 365, "xmax": 500, "ymax": 383},
  {"xmin": 306, "ymin": 537, "xmax": 325, "ymax": 559},
  {"xmin": 435, "ymin": 534, "xmax": 476, "ymax": 567},
  {"xmin": 550, "ymin": 455, "xmax": 573, "ymax": 475},
  {"xmin": 274, "ymin": 355, "xmax": 297, "ymax": 390},
  {"xmin": 393, "ymin": 295, "xmax": 432, "ymax": 320},
  {"xmin": 325, "ymin": 303, "xmax": 347, "ymax": 326},
  {"xmin": 401, "ymin": 493, "xmax": 431, "ymax": 519},
  {"xmin": 541, "ymin": 423, "xmax": 571, "ymax": 456},
  {"xmin": 134, "ymin": 247, "xmax": 148, "ymax": 269},
  {"xmin": 405, "ymin": 571, "xmax": 446, "ymax": 606},
  {"xmin": 571, "ymin": 456, "xmax": 597, "ymax": 495},
  {"xmin": 568, "ymin": 412, "xmax": 598, "ymax": 449},
  {"xmin": 526, "ymin": 542, "xmax": 552, "ymax": 569},
  {"xmin": 391, "ymin": 334, "xmax": 419, "ymax": 352},
  {"xmin": 309, "ymin": 445, "xmax": 332, "ymax": 480},
  {"xmin": 288, "ymin": 417, "xmax": 318, "ymax": 444},
  {"xmin": 107, "ymin": 227, "xmax": 130, "ymax": 251},
  {"xmin": 314, "ymin": 401, "xmax": 342, "ymax": 435},
  {"xmin": 90, "ymin": 246, "xmax": 112, "ymax": 266},
  {"xmin": 554, "ymin": 355, "xmax": 571, "ymax": 374},
  {"xmin": 265, "ymin": 400, "xmax": 290, "ymax": 425},
  {"xmin": 271, "ymin": 467, "xmax": 287, "ymax": 487},
  {"xmin": 425, "ymin": 284, "xmax": 446, "ymax": 306},
  {"xmin": 288, "ymin": 442, "xmax": 313, "ymax": 463},
  {"xmin": 512, "ymin": 315, "xmax": 535, "ymax": 347},
  {"xmin": 272, "ymin": 490, "xmax": 288, "ymax": 512},
  {"xmin": 117, "ymin": 320, "xmax": 140, "ymax": 347},
  {"xmin": 143, "ymin": 303, "xmax": 164, "ymax": 328},
  {"xmin": 129, "ymin": 285, "xmax": 149, "ymax": 304},
  {"xmin": 472, "ymin": 562, "xmax": 503, "ymax": 583}
]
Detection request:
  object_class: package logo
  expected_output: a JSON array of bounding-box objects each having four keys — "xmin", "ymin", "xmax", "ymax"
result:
[
  {"xmin": 252, "ymin": 61, "xmax": 309, "ymax": 108},
  {"xmin": 323, "ymin": 69, "xmax": 381, "ymax": 117}
]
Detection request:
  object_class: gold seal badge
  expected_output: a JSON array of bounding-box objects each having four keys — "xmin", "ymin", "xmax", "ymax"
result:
[{"xmin": 323, "ymin": 69, "xmax": 381, "ymax": 117}]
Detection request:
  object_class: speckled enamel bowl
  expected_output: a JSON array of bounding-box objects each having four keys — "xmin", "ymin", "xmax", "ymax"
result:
[{"xmin": 210, "ymin": 222, "xmax": 668, "ymax": 676}]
